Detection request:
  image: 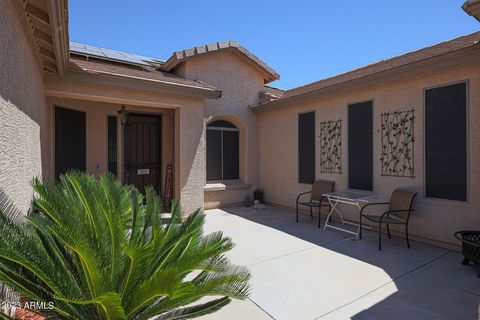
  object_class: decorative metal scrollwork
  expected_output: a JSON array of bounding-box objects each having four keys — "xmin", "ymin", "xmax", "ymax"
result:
[
  {"xmin": 319, "ymin": 120, "xmax": 342, "ymax": 173},
  {"xmin": 380, "ymin": 109, "xmax": 415, "ymax": 178}
]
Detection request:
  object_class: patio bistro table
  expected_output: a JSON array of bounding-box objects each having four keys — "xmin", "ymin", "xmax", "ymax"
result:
[{"xmin": 323, "ymin": 190, "xmax": 376, "ymax": 239}]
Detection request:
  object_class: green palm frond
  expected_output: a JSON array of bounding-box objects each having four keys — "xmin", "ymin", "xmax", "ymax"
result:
[
  {"xmin": 152, "ymin": 296, "xmax": 231, "ymax": 320},
  {"xmin": 0, "ymin": 171, "xmax": 250, "ymax": 319}
]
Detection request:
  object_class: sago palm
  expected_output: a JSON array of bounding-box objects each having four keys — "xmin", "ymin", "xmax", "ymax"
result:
[{"xmin": 0, "ymin": 171, "xmax": 250, "ymax": 319}]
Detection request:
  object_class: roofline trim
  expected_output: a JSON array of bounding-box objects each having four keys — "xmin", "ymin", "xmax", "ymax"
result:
[
  {"xmin": 47, "ymin": 0, "xmax": 69, "ymax": 76},
  {"xmin": 67, "ymin": 67, "xmax": 222, "ymax": 99},
  {"xmin": 19, "ymin": 0, "xmax": 69, "ymax": 75},
  {"xmin": 252, "ymin": 44, "xmax": 480, "ymax": 112},
  {"xmin": 463, "ymin": 0, "xmax": 480, "ymax": 21},
  {"xmin": 161, "ymin": 41, "xmax": 280, "ymax": 83}
]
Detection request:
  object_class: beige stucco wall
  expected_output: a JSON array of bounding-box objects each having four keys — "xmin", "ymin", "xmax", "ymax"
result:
[
  {"xmin": 0, "ymin": 1, "xmax": 47, "ymax": 213},
  {"xmin": 177, "ymin": 51, "xmax": 266, "ymax": 208},
  {"xmin": 45, "ymin": 76, "xmax": 207, "ymax": 216},
  {"xmin": 257, "ymin": 57, "xmax": 480, "ymax": 250}
]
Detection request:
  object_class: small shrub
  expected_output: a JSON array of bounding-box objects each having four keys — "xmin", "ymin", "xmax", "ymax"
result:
[{"xmin": 0, "ymin": 172, "xmax": 250, "ymax": 319}]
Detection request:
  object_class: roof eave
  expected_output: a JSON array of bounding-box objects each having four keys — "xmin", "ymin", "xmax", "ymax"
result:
[
  {"xmin": 47, "ymin": 0, "xmax": 69, "ymax": 76},
  {"xmin": 68, "ymin": 67, "xmax": 222, "ymax": 99},
  {"xmin": 234, "ymin": 46, "xmax": 280, "ymax": 83},
  {"xmin": 463, "ymin": 0, "xmax": 480, "ymax": 21},
  {"xmin": 161, "ymin": 44, "xmax": 280, "ymax": 83},
  {"xmin": 162, "ymin": 56, "xmax": 180, "ymax": 73},
  {"xmin": 253, "ymin": 45, "xmax": 480, "ymax": 112},
  {"xmin": 20, "ymin": 0, "xmax": 69, "ymax": 75}
]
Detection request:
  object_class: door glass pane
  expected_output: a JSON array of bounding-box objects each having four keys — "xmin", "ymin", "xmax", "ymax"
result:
[{"xmin": 107, "ymin": 116, "xmax": 118, "ymax": 176}]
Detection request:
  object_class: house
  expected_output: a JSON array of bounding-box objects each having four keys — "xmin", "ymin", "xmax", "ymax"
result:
[{"xmin": 1, "ymin": 0, "xmax": 479, "ymax": 250}]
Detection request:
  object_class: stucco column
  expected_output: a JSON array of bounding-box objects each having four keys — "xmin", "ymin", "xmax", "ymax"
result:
[{"xmin": 178, "ymin": 104, "xmax": 205, "ymax": 216}]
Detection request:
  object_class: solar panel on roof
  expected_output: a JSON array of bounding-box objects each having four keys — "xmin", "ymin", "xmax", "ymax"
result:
[{"xmin": 70, "ymin": 42, "xmax": 164, "ymax": 67}]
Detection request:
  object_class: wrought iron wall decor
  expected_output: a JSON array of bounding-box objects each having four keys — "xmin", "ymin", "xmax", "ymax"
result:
[
  {"xmin": 380, "ymin": 109, "xmax": 415, "ymax": 178},
  {"xmin": 319, "ymin": 120, "xmax": 342, "ymax": 173}
]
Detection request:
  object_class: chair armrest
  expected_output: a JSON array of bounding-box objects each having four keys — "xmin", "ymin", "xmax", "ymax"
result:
[
  {"xmin": 379, "ymin": 209, "xmax": 411, "ymax": 222},
  {"xmin": 386, "ymin": 209, "xmax": 412, "ymax": 213},
  {"xmin": 319, "ymin": 195, "xmax": 328, "ymax": 204},
  {"xmin": 296, "ymin": 191, "xmax": 312, "ymax": 202},
  {"xmin": 360, "ymin": 202, "xmax": 390, "ymax": 215}
]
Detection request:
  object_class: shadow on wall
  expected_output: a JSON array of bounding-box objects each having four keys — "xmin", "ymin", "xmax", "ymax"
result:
[
  {"xmin": 0, "ymin": 99, "xmax": 43, "ymax": 213},
  {"xmin": 217, "ymin": 206, "xmax": 479, "ymax": 319},
  {"xmin": 1, "ymin": 2, "xmax": 49, "ymax": 213}
]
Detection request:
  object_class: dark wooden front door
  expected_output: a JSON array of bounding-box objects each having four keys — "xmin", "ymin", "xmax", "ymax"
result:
[{"xmin": 125, "ymin": 114, "xmax": 161, "ymax": 194}]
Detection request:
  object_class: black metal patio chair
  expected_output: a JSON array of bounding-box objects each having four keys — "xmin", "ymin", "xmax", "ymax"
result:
[
  {"xmin": 296, "ymin": 180, "xmax": 334, "ymax": 228},
  {"xmin": 359, "ymin": 189, "xmax": 417, "ymax": 251}
]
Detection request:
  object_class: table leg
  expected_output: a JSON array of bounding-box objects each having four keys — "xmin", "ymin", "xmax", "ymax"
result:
[
  {"xmin": 322, "ymin": 195, "xmax": 376, "ymax": 238},
  {"xmin": 323, "ymin": 199, "xmax": 345, "ymax": 230},
  {"xmin": 323, "ymin": 199, "xmax": 337, "ymax": 231},
  {"xmin": 355, "ymin": 202, "xmax": 362, "ymax": 240}
]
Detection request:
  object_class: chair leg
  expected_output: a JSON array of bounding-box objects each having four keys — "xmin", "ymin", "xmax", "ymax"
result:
[
  {"xmin": 328, "ymin": 205, "xmax": 332, "ymax": 223},
  {"xmin": 309, "ymin": 206, "xmax": 313, "ymax": 219},
  {"xmin": 296, "ymin": 202, "xmax": 299, "ymax": 223},
  {"xmin": 386, "ymin": 224, "xmax": 391, "ymax": 239},
  {"xmin": 378, "ymin": 223, "xmax": 382, "ymax": 251},
  {"xmin": 318, "ymin": 206, "xmax": 322, "ymax": 228},
  {"xmin": 405, "ymin": 223, "xmax": 410, "ymax": 249},
  {"xmin": 475, "ymin": 264, "xmax": 480, "ymax": 278},
  {"xmin": 359, "ymin": 215, "xmax": 363, "ymax": 239}
]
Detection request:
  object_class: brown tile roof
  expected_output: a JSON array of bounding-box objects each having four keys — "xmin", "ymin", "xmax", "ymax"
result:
[
  {"xmin": 463, "ymin": 0, "xmax": 480, "ymax": 21},
  {"xmin": 69, "ymin": 56, "xmax": 221, "ymax": 97},
  {"xmin": 254, "ymin": 31, "xmax": 480, "ymax": 110},
  {"xmin": 288, "ymin": 32, "xmax": 480, "ymax": 97},
  {"xmin": 263, "ymin": 85, "xmax": 285, "ymax": 98},
  {"xmin": 259, "ymin": 85, "xmax": 285, "ymax": 103},
  {"xmin": 161, "ymin": 40, "xmax": 280, "ymax": 83}
]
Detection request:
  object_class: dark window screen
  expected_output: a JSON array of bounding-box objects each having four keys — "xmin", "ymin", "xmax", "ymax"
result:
[
  {"xmin": 298, "ymin": 112, "xmax": 315, "ymax": 184},
  {"xmin": 207, "ymin": 130, "xmax": 222, "ymax": 181},
  {"xmin": 425, "ymin": 82, "xmax": 467, "ymax": 201},
  {"xmin": 222, "ymin": 131, "xmax": 239, "ymax": 179},
  {"xmin": 206, "ymin": 121, "xmax": 240, "ymax": 181},
  {"xmin": 55, "ymin": 107, "xmax": 86, "ymax": 178},
  {"xmin": 348, "ymin": 101, "xmax": 373, "ymax": 190},
  {"xmin": 209, "ymin": 120, "xmax": 236, "ymax": 128},
  {"xmin": 107, "ymin": 116, "xmax": 118, "ymax": 176}
]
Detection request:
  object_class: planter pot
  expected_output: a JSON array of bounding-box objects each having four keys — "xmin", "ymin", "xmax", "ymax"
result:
[{"xmin": 455, "ymin": 230, "xmax": 480, "ymax": 277}]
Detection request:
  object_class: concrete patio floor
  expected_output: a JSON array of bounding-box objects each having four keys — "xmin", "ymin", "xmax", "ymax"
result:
[{"xmin": 199, "ymin": 205, "xmax": 480, "ymax": 320}]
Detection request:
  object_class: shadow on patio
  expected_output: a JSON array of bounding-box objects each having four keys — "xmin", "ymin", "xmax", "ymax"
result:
[{"xmin": 202, "ymin": 205, "xmax": 480, "ymax": 320}]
